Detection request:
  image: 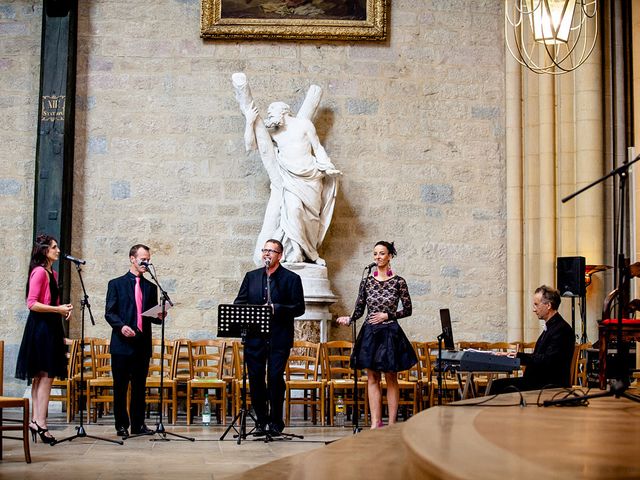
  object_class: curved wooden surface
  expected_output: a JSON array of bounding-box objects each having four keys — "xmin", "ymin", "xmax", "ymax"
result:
[{"xmin": 403, "ymin": 390, "xmax": 640, "ymax": 480}]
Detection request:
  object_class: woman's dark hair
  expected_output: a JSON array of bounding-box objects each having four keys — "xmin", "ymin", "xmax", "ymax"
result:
[
  {"xmin": 26, "ymin": 233, "xmax": 57, "ymax": 297},
  {"xmin": 374, "ymin": 240, "xmax": 397, "ymax": 257}
]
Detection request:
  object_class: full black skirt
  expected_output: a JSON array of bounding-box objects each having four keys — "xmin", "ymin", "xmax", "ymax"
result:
[
  {"xmin": 15, "ymin": 310, "xmax": 67, "ymax": 381},
  {"xmin": 351, "ymin": 321, "xmax": 418, "ymax": 372}
]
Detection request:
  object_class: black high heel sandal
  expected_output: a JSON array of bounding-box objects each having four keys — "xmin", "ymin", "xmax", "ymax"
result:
[
  {"xmin": 33, "ymin": 420, "xmax": 56, "ymax": 445},
  {"xmin": 28, "ymin": 420, "xmax": 39, "ymax": 443}
]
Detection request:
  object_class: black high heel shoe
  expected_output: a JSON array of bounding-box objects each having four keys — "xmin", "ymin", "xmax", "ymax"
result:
[
  {"xmin": 32, "ymin": 420, "xmax": 56, "ymax": 445},
  {"xmin": 28, "ymin": 421, "xmax": 39, "ymax": 443}
]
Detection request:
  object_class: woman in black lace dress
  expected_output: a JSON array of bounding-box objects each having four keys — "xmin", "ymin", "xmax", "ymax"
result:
[{"xmin": 337, "ymin": 241, "xmax": 417, "ymax": 428}]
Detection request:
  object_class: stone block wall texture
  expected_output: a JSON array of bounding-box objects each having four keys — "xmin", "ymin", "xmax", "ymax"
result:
[{"xmin": 1, "ymin": 0, "xmax": 505, "ymax": 394}]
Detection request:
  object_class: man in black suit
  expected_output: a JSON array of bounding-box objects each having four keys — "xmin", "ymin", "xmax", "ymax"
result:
[
  {"xmin": 490, "ymin": 285, "xmax": 576, "ymax": 394},
  {"xmin": 234, "ymin": 239, "xmax": 305, "ymax": 435},
  {"xmin": 105, "ymin": 244, "xmax": 163, "ymax": 437}
]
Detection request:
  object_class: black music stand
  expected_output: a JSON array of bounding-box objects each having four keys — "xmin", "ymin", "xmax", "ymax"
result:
[
  {"xmin": 436, "ymin": 308, "xmax": 455, "ymax": 406},
  {"xmin": 218, "ymin": 304, "xmax": 271, "ymax": 444}
]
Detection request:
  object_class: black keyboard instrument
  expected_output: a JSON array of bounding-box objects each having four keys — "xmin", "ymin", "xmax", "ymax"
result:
[{"xmin": 439, "ymin": 350, "xmax": 520, "ymax": 372}]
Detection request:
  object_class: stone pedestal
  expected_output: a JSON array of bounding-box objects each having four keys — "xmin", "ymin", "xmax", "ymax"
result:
[{"xmin": 285, "ymin": 262, "xmax": 338, "ymax": 342}]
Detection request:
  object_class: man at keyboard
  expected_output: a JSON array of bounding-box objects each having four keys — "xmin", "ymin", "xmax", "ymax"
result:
[{"xmin": 489, "ymin": 285, "xmax": 575, "ymax": 394}]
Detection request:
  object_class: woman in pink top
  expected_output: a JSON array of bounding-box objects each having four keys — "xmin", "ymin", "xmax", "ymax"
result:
[{"xmin": 15, "ymin": 234, "xmax": 73, "ymax": 444}]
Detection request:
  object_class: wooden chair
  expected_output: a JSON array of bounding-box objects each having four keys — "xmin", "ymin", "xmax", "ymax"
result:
[
  {"xmin": 486, "ymin": 342, "xmax": 520, "ymax": 353},
  {"xmin": 87, "ymin": 339, "xmax": 114, "ymax": 423},
  {"xmin": 221, "ymin": 341, "xmax": 237, "ymax": 419},
  {"xmin": 381, "ymin": 368, "xmax": 418, "ymax": 420},
  {"xmin": 321, "ymin": 341, "xmax": 368, "ymax": 426},
  {"xmin": 170, "ymin": 338, "xmax": 193, "ymax": 422},
  {"xmin": 70, "ymin": 337, "xmax": 96, "ymax": 420},
  {"xmin": 0, "ymin": 340, "xmax": 31, "ymax": 463},
  {"xmin": 472, "ymin": 342, "xmax": 521, "ymax": 394},
  {"xmin": 426, "ymin": 341, "xmax": 460, "ymax": 406},
  {"xmin": 457, "ymin": 341, "xmax": 489, "ymax": 350},
  {"xmin": 50, "ymin": 338, "xmax": 77, "ymax": 422},
  {"xmin": 232, "ymin": 341, "xmax": 251, "ymax": 417},
  {"xmin": 145, "ymin": 339, "xmax": 177, "ymax": 424},
  {"xmin": 412, "ymin": 341, "xmax": 431, "ymax": 410},
  {"xmin": 186, "ymin": 339, "xmax": 226, "ymax": 425},
  {"xmin": 285, "ymin": 340, "xmax": 325, "ymax": 426},
  {"xmin": 568, "ymin": 342, "xmax": 591, "ymax": 387},
  {"xmin": 517, "ymin": 341, "xmax": 537, "ymax": 353}
]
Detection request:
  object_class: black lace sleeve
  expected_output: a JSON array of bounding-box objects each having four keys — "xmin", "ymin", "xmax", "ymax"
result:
[
  {"xmin": 350, "ymin": 277, "xmax": 369, "ymax": 323},
  {"xmin": 388, "ymin": 277, "xmax": 412, "ymax": 321}
]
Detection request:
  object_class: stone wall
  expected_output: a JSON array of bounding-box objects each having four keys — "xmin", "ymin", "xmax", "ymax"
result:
[{"xmin": 0, "ymin": 0, "xmax": 506, "ymax": 395}]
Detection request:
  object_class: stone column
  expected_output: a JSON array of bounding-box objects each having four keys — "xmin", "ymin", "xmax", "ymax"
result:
[{"xmin": 285, "ymin": 263, "xmax": 338, "ymax": 343}]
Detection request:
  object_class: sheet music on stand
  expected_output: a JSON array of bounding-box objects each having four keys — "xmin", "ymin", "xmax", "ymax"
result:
[{"xmin": 217, "ymin": 304, "xmax": 271, "ymax": 338}]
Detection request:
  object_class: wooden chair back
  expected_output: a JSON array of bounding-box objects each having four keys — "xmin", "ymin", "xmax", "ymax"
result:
[
  {"xmin": 286, "ymin": 340, "xmax": 321, "ymax": 381},
  {"xmin": 149, "ymin": 339, "xmax": 174, "ymax": 379},
  {"xmin": 190, "ymin": 339, "xmax": 225, "ymax": 379},
  {"xmin": 457, "ymin": 341, "xmax": 489, "ymax": 350},
  {"xmin": 170, "ymin": 339, "xmax": 193, "ymax": 381},
  {"xmin": 321, "ymin": 340, "xmax": 353, "ymax": 380},
  {"xmin": 91, "ymin": 339, "xmax": 112, "ymax": 379}
]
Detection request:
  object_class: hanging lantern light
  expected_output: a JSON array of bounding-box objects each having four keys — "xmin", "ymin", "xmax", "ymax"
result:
[{"xmin": 506, "ymin": 0, "xmax": 598, "ymax": 74}]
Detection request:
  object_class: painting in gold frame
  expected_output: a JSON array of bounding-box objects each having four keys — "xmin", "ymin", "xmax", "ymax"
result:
[{"xmin": 201, "ymin": 0, "xmax": 387, "ymax": 41}]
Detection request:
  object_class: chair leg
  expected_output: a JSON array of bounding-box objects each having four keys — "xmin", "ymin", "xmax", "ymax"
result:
[
  {"xmin": 0, "ymin": 408, "xmax": 3, "ymax": 461},
  {"xmin": 172, "ymin": 388, "xmax": 177, "ymax": 425},
  {"xmin": 186, "ymin": 385, "xmax": 192, "ymax": 425},
  {"xmin": 285, "ymin": 389, "xmax": 290, "ymax": 427},
  {"xmin": 22, "ymin": 399, "xmax": 31, "ymax": 463}
]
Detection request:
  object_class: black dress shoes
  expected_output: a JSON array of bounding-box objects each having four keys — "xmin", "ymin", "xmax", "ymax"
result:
[
  {"xmin": 131, "ymin": 424, "xmax": 154, "ymax": 435},
  {"xmin": 267, "ymin": 423, "xmax": 283, "ymax": 437},
  {"xmin": 116, "ymin": 427, "xmax": 129, "ymax": 438},
  {"xmin": 252, "ymin": 423, "xmax": 268, "ymax": 437}
]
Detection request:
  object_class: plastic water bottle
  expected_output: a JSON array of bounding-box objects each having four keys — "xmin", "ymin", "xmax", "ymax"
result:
[
  {"xmin": 335, "ymin": 395, "xmax": 345, "ymax": 427},
  {"xmin": 202, "ymin": 393, "xmax": 211, "ymax": 426}
]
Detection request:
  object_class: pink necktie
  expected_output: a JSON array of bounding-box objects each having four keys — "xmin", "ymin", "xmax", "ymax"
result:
[{"xmin": 135, "ymin": 276, "xmax": 143, "ymax": 332}]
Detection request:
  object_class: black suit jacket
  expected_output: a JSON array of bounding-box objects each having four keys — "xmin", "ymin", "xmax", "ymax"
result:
[
  {"xmin": 105, "ymin": 272, "xmax": 161, "ymax": 357},
  {"xmin": 234, "ymin": 265, "xmax": 305, "ymax": 350},
  {"xmin": 518, "ymin": 312, "xmax": 575, "ymax": 389}
]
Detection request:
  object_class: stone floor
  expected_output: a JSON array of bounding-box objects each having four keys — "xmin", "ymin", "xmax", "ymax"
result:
[{"xmin": 0, "ymin": 413, "xmax": 356, "ymax": 479}]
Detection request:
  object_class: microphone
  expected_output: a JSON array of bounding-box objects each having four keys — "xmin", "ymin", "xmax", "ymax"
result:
[
  {"xmin": 63, "ymin": 253, "xmax": 86, "ymax": 265},
  {"xmin": 366, "ymin": 262, "xmax": 376, "ymax": 271},
  {"xmin": 139, "ymin": 260, "xmax": 152, "ymax": 267}
]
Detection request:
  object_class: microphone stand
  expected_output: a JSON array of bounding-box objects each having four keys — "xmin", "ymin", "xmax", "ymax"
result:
[
  {"xmin": 127, "ymin": 264, "xmax": 194, "ymax": 441},
  {"xmin": 347, "ymin": 264, "xmax": 372, "ymax": 434},
  {"xmin": 544, "ymin": 154, "xmax": 640, "ymax": 406},
  {"xmin": 56, "ymin": 262, "xmax": 123, "ymax": 446}
]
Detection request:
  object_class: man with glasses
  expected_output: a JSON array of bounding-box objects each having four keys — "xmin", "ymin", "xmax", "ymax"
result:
[
  {"xmin": 234, "ymin": 239, "xmax": 305, "ymax": 435},
  {"xmin": 489, "ymin": 285, "xmax": 575, "ymax": 394}
]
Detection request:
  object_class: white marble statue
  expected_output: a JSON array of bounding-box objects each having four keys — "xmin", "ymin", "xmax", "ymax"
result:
[{"xmin": 232, "ymin": 72, "xmax": 341, "ymax": 266}]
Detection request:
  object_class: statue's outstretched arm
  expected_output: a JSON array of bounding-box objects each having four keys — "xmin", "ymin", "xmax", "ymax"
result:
[
  {"xmin": 297, "ymin": 84, "xmax": 322, "ymax": 121},
  {"xmin": 232, "ymin": 72, "xmax": 281, "ymax": 188}
]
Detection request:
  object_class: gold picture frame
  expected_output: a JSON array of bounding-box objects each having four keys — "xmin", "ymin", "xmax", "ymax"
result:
[{"xmin": 201, "ymin": 0, "xmax": 387, "ymax": 41}]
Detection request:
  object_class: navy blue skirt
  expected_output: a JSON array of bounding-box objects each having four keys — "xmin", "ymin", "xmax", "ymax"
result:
[
  {"xmin": 351, "ymin": 321, "xmax": 417, "ymax": 372},
  {"xmin": 15, "ymin": 310, "xmax": 67, "ymax": 381}
]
